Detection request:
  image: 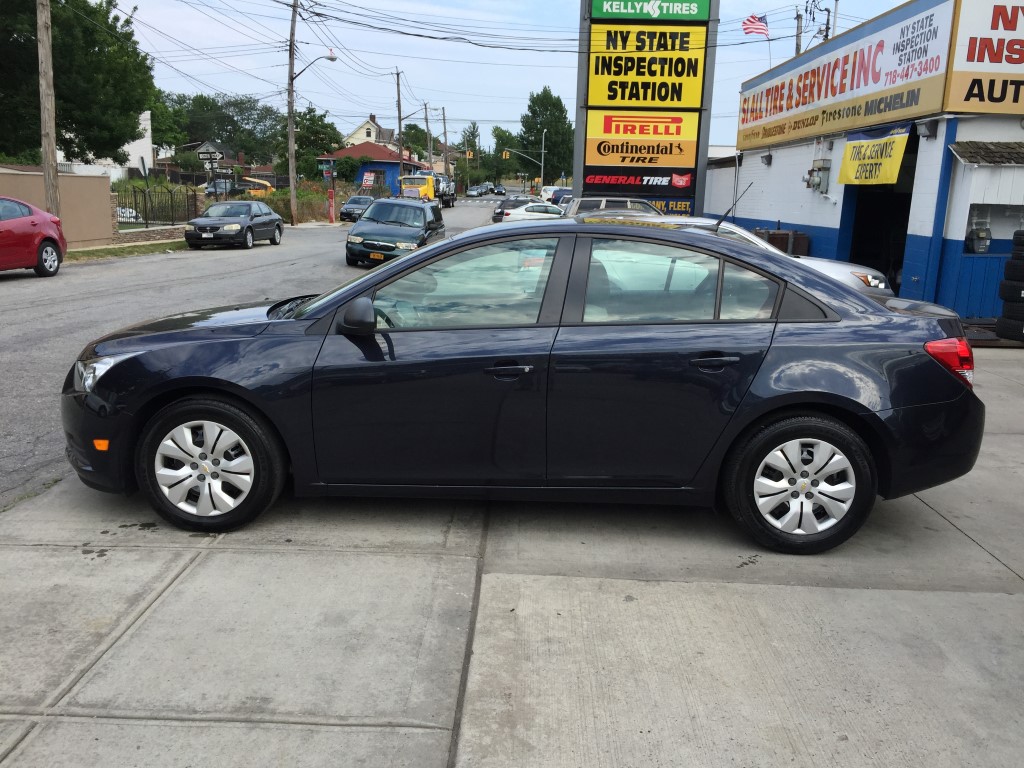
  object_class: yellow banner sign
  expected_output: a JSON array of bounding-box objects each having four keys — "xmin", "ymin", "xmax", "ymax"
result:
[
  {"xmin": 838, "ymin": 124, "xmax": 911, "ymax": 184},
  {"xmin": 588, "ymin": 25, "xmax": 707, "ymax": 108},
  {"xmin": 585, "ymin": 110, "xmax": 699, "ymax": 167}
]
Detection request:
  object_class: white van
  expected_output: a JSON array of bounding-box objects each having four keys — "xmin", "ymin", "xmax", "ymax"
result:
[{"xmin": 540, "ymin": 185, "xmax": 560, "ymax": 202}]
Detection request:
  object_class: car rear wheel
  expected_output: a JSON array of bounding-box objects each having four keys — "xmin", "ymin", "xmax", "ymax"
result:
[
  {"xmin": 722, "ymin": 415, "xmax": 876, "ymax": 554},
  {"xmin": 271, "ymin": 226, "xmax": 282, "ymax": 245},
  {"xmin": 136, "ymin": 398, "xmax": 286, "ymax": 532},
  {"xmin": 34, "ymin": 240, "xmax": 60, "ymax": 277}
]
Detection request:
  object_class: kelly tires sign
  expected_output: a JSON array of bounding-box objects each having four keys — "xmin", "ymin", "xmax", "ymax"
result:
[{"xmin": 576, "ymin": 0, "xmax": 717, "ymax": 212}]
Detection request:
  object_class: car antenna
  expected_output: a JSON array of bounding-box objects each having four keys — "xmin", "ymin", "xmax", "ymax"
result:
[{"xmin": 713, "ymin": 182, "xmax": 754, "ymax": 232}]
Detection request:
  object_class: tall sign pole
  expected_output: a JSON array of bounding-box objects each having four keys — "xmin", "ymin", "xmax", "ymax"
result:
[
  {"xmin": 37, "ymin": 0, "xmax": 60, "ymax": 217},
  {"xmin": 286, "ymin": 0, "xmax": 299, "ymax": 226},
  {"xmin": 573, "ymin": 0, "xmax": 718, "ymax": 215}
]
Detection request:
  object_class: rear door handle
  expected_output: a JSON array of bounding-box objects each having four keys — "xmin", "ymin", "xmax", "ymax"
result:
[{"xmin": 690, "ymin": 356, "xmax": 740, "ymax": 368}]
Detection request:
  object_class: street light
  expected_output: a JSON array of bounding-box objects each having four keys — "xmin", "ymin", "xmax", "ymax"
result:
[
  {"xmin": 288, "ymin": 49, "xmax": 337, "ymax": 226},
  {"xmin": 540, "ymin": 128, "xmax": 548, "ymax": 190}
]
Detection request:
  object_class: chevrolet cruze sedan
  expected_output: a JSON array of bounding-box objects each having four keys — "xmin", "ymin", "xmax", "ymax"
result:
[
  {"xmin": 62, "ymin": 217, "xmax": 984, "ymax": 553},
  {"xmin": 0, "ymin": 195, "xmax": 67, "ymax": 277}
]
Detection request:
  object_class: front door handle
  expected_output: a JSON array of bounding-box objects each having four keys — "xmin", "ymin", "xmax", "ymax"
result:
[{"xmin": 484, "ymin": 364, "xmax": 534, "ymax": 377}]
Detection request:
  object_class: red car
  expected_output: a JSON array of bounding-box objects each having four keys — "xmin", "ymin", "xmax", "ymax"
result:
[{"xmin": 0, "ymin": 196, "xmax": 67, "ymax": 277}]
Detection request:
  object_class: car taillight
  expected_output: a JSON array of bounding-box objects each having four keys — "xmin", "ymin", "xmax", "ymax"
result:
[
  {"xmin": 503, "ymin": 210, "xmax": 511, "ymax": 217},
  {"xmin": 924, "ymin": 337, "xmax": 974, "ymax": 387}
]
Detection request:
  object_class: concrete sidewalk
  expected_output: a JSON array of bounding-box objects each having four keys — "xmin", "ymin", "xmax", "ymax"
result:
[{"xmin": 1, "ymin": 350, "xmax": 1021, "ymax": 767}]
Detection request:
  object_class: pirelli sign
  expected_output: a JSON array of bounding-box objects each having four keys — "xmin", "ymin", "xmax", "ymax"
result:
[{"xmin": 577, "ymin": 0, "xmax": 717, "ymax": 213}]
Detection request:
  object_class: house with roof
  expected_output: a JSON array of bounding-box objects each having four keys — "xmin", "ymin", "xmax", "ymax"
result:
[
  {"xmin": 319, "ymin": 141, "xmax": 426, "ymax": 197},
  {"xmin": 343, "ymin": 115, "xmax": 397, "ymax": 151}
]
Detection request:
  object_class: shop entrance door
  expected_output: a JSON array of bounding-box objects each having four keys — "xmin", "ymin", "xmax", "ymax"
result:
[{"xmin": 847, "ymin": 132, "xmax": 919, "ymax": 295}]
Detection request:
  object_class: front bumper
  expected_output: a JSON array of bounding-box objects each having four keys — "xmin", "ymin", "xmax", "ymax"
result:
[
  {"xmin": 61, "ymin": 375, "xmax": 136, "ymax": 495},
  {"xmin": 185, "ymin": 231, "xmax": 246, "ymax": 246},
  {"xmin": 346, "ymin": 241, "xmax": 414, "ymax": 265},
  {"xmin": 339, "ymin": 210, "xmax": 363, "ymax": 221}
]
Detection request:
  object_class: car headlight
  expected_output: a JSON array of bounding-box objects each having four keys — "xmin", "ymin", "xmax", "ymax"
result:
[
  {"xmin": 184, "ymin": 224, "xmax": 195, "ymax": 231},
  {"xmin": 852, "ymin": 272, "xmax": 886, "ymax": 290},
  {"xmin": 74, "ymin": 353, "xmax": 140, "ymax": 393},
  {"xmin": 347, "ymin": 235, "xmax": 364, "ymax": 243},
  {"xmin": 395, "ymin": 242, "xmax": 419, "ymax": 250},
  {"xmin": 222, "ymin": 223, "xmax": 241, "ymax": 232}
]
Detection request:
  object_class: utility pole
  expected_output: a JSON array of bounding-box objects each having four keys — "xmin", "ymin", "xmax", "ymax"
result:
[
  {"xmin": 795, "ymin": 6, "xmax": 803, "ymax": 55},
  {"xmin": 540, "ymin": 128, "xmax": 547, "ymax": 189},
  {"xmin": 423, "ymin": 102, "xmax": 432, "ymax": 170},
  {"xmin": 37, "ymin": 0, "xmax": 60, "ymax": 216},
  {"xmin": 395, "ymin": 70, "xmax": 403, "ymax": 176},
  {"xmin": 833, "ymin": 0, "xmax": 839, "ymax": 36},
  {"xmin": 286, "ymin": 0, "xmax": 298, "ymax": 226},
  {"xmin": 442, "ymin": 107, "xmax": 450, "ymax": 176},
  {"xmin": 823, "ymin": 7, "xmax": 831, "ymax": 41}
]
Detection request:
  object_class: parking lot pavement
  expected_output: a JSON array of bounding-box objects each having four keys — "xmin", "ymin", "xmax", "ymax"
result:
[{"xmin": 0, "ymin": 353, "xmax": 1021, "ymax": 767}]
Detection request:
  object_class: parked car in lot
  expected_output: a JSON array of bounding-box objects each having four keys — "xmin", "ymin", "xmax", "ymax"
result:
[
  {"xmin": 501, "ymin": 202, "xmax": 565, "ymax": 222},
  {"xmin": 0, "ymin": 195, "xmax": 66, "ymax": 277},
  {"xmin": 563, "ymin": 197, "xmax": 662, "ymax": 215},
  {"xmin": 550, "ymin": 187, "xmax": 573, "ymax": 204},
  {"xmin": 116, "ymin": 206, "xmax": 142, "ymax": 224},
  {"xmin": 491, "ymin": 196, "xmax": 543, "ymax": 223},
  {"xmin": 345, "ymin": 198, "xmax": 445, "ymax": 266},
  {"xmin": 466, "ymin": 186, "xmax": 481, "ymax": 197},
  {"xmin": 204, "ymin": 179, "xmax": 233, "ymax": 198},
  {"xmin": 540, "ymin": 185, "xmax": 561, "ymax": 202},
  {"xmin": 184, "ymin": 201, "xmax": 283, "ymax": 250},
  {"xmin": 339, "ymin": 195, "xmax": 374, "ymax": 222},
  {"xmin": 494, "ymin": 185, "xmax": 506, "ymax": 196},
  {"xmin": 61, "ymin": 216, "xmax": 983, "ymax": 554}
]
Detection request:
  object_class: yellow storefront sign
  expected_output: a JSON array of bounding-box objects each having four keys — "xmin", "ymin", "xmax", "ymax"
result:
[
  {"xmin": 945, "ymin": 0, "xmax": 1024, "ymax": 114},
  {"xmin": 585, "ymin": 110, "xmax": 699, "ymax": 167},
  {"xmin": 588, "ymin": 25, "xmax": 707, "ymax": 109},
  {"xmin": 838, "ymin": 124, "xmax": 911, "ymax": 185}
]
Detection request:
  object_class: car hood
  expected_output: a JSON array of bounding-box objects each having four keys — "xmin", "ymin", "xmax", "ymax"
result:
[
  {"xmin": 350, "ymin": 221, "xmax": 424, "ymax": 242},
  {"xmin": 83, "ymin": 301, "xmax": 275, "ymax": 357},
  {"xmin": 189, "ymin": 216, "xmax": 248, "ymax": 226}
]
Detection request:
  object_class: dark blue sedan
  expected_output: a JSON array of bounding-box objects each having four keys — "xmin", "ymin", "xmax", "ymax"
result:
[{"xmin": 61, "ymin": 218, "xmax": 983, "ymax": 553}]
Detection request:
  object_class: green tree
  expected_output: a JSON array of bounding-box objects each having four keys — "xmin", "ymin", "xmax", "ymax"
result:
[
  {"xmin": 272, "ymin": 107, "xmax": 343, "ymax": 180},
  {"xmin": 149, "ymin": 91, "xmax": 188, "ymax": 150},
  {"xmin": 460, "ymin": 122, "xmax": 481, "ymax": 158},
  {"xmin": 402, "ymin": 123, "xmax": 429, "ymax": 160},
  {"xmin": 517, "ymin": 87, "xmax": 573, "ymax": 186},
  {"xmin": 221, "ymin": 96, "xmax": 282, "ymax": 164},
  {"xmin": 335, "ymin": 156, "xmax": 361, "ymax": 184},
  {"xmin": 0, "ymin": 0, "xmax": 155, "ymax": 163},
  {"xmin": 172, "ymin": 151, "xmax": 203, "ymax": 173},
  {"xmin": 492, "ymin": 126, "xmax": 522, "ymax": 181}
]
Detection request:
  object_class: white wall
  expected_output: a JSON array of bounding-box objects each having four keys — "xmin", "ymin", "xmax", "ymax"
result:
[{"xmin": 906, "ymin": 119, "xmax": 950, "ymax": 239}]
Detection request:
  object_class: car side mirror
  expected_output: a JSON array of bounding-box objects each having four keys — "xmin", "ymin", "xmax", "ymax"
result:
[{"xmin": 338, "ymin": 296, "xmax": 376, "ymax": 335}]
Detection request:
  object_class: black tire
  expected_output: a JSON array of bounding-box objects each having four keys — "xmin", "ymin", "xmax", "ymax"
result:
[
  {"xmin": 1011, "ymin": 248, "xmax": 1024, "ymax": 261},
  {"xmin": 998, "ymin": 280, "xmax": 1024, "ymax": 302},
  {"xmin": 721, "ymin": 415, "xmax": 877, "ymax": 554},
  {"xmin": 1013, "ymin": 231, "xmax": 1024, "ymax": 247},
  {"xmin": 34, "ymin": 240, "xmax": 61, "ymax": 277},
  {"xmin": 135, "ymin": 397, "xmax": 286, "ymax": 532},
  {"xmin": 270, "ymin": 226, "xmax": 282, "ymax": 245},
  {"xmin": 1002, "ymin": 302, "xmax": 1024, "ymax": 321},
  {"xmin": 346, "ymin": 255, "xmax": 359, "ymax": 266},
  {"xmin": 242, "ymin": 228, "xmax": 254, "ymax": 249},
  {"xmin": 1004, "ymin": 259, "xmax": 1024, "ymax": 282},
  {"xmin": 995, "ymin": 316, "xmax": 1024, "ymax": 340}
]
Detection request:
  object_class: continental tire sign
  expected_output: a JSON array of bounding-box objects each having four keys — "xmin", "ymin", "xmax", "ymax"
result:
[{"xmin": 579, "ymin": 2, "xmax": 715, "ymax": 211}]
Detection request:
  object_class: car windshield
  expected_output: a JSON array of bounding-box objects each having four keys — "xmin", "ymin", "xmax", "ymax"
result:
[
  {"xmin": 204, "ymin": 203, "xmax": 250, "ymax": 217},
  {"xmin": 362, "ymin": 202, "xmax": 426, "ymax": 227},
  {"xmin": 347, "ymin": 197, "xmax": 372, "ymax": 205}
]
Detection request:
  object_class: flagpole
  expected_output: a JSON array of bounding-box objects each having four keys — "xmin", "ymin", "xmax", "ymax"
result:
[{"xmin": 767, "ymin": 34, "xmax": 773, "ymax": 68}]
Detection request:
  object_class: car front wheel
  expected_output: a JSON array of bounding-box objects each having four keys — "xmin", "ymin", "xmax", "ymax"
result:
[
  {"xmin": 242, "ymin": 228, "xmax": 254, "ymax": 249},
  {"xmin": 34, "ymin": 241, "xmax": 60, "ymax": 277},
  {"xmin": 135, "ymin": 398, "xmax": 286, "ymax": 532},
  {"xmin": 722, "ymin": 415, "xmax": 876, "ymax": 554}
]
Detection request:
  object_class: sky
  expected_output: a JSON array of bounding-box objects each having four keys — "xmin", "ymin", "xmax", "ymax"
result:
[{"xmin": 122, "ymin": 0, "xmax": 906, "ymax": 148}]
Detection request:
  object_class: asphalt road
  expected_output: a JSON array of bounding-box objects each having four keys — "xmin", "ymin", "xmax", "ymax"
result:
[{"xmin": 0, "ymin": 200, "xmax": 495, "ymax": 512}]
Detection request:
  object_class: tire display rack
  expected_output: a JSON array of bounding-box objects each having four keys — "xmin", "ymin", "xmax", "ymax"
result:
[{"xmin": 995, "ymin": 230, "xmax": 1024, "ymax": 340}]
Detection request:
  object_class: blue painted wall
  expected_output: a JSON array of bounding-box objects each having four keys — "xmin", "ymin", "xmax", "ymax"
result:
[{"xmin": 358, "ymin": 162, "xmax": 402, "ymax": 196}]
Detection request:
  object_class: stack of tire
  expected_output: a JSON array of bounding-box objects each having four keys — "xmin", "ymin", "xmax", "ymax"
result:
[{"xmin": 996, "ymin": 230, "xmax": 1024, "ymax": 340}]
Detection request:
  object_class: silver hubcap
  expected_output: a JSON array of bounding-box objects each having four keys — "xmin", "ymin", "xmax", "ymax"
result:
[
  {"xmin": 273, "ymin": 228, "xmax": 280, "ymax": 243},
  {"xmin": 153, "ymin": 420, "xmax": 254, "ymax": 517},
  {"xmin": 246, "ymin": 231, "xmax": 253, "ymax": 247},
  {"xmin": 753, "ymin": 438, "xmax": 856, "ymax": 535},
  {"xmin": 41, "ymin": 246, "xmax": 58, "ymax": 271}
]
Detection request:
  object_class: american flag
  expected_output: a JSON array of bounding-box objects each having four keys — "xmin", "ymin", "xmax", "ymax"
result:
[{"xmin": 742, "ymin": 13, "xmax": 770, "ymax": 38}]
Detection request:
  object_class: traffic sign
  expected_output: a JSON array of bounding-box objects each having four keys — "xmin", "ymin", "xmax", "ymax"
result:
[{"xmin": 198, "ymin": 150, "xmax": 224, "ymax": 161}]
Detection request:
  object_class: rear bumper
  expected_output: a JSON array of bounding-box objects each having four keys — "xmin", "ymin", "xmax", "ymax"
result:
[{"xmin": 879, "ymin": 389, "xmax": 985, "ymax": 498}]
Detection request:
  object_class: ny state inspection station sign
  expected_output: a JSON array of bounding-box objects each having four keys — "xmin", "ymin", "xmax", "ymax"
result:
[{"xmin": 578, "ymin": 0, "xmax": 715, "ymax": 213}]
